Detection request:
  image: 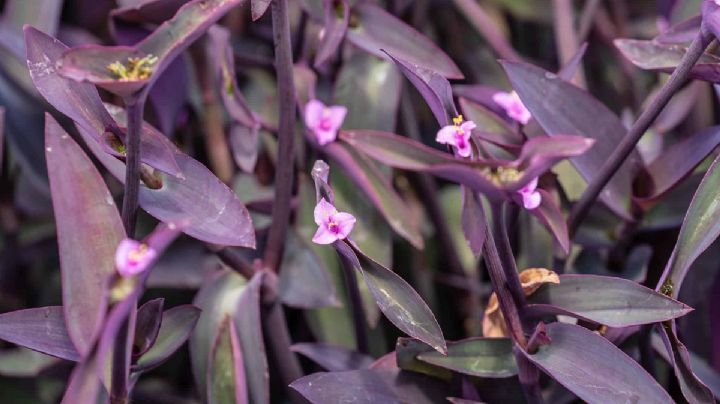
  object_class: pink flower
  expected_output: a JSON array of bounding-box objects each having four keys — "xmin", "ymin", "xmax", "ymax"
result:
[
  {"xmin": 115, "ymin": 238, "xmax": 157, "ymax": 277},
  {"xmin": 312, "ymin": 198, "xmax": 356, "ymax": 244},
  {"xmin": 492, "ymin": 91, "xmax": 532, "ymax": 125},
  {"xmin": 518, "ymin": 177, "xmax": 542, "ymax": 210},
  {"xmin": 304, "ymin": 99, "xmax": 347, "ymax": 145},
  {"xmin": 436, "ymin": 115, "xmax": 476, "ymax": 158}
]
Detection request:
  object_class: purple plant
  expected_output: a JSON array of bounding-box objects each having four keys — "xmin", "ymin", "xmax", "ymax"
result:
[{"xmin": 1, "ymin": 0, "xmax": 720, "ymax": 403}]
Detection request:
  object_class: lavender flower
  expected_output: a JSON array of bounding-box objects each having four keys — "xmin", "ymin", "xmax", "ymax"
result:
[{"xmin": 312, "ymin": 198, "xmax": 356, "ymax": 244}]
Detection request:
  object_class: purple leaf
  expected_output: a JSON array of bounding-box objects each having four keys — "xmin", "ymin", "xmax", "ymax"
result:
[
  {"xmin": 521, "ymin": 322, "xmax": 672, "ymax": 403},
  {"xmin": 134, "ymin": 304, "xmax": 201, "ymax": 371},
  {"xmin": 111, "ymin": 0, "xmax": 190, "ymax": 25},
  {"xmin": 658, "ymin": 325, "xmax": 715, "ymax": 403},
  {"xmin": 557, "ymin": 42, "xmax": 588, "ymax": 82},
  {"xmin": 461, "ymin": 187, "xmax": 486, "ymax": 257},
  {"xmin": 133, "ymin": 298, "xmax": 165, "ymax": 358},
  {"xmin": 615, "ymin": 39, "xmax": 720, "ymax": 83},
  {"xmin": 459, "ymin": 97, "xmax": 523, "ymax": 149},
  {"xmin": 315, "ymin": 0, "xmax": 349, "ymax": 68},
  {"xmin": 208, "ymin": 25, "xmax": 259, "ymax": 129},
  {"xmin": 528, "ymin": 189, "xmax": 570, "ymax": 254},
  {"xmin": 233, "ymin": 272, "xmax": 269, "ymax": 404},
  {"xmin": 24, "ymin": 27, "xmax": 183, "ymax": 177},
  {"xmin": 208, "ymin": 317, "xmax": 247, "ymax": 404},
  {"xmin": 526, "ymin": 275, "xmax": 692, "ymax": 327},
  {"xmin": 335, "ymin": 240, "xmax": 447, "ymax": 354},
  {"xmin": 0, "ymin": 307, "xmax": 80, "ymax": 362},
  {"xmin": 320, "ymin": 141, "xmax": 423, "ymax": 249},
  {"xmin": 58, "ymin": 0, "xmax": 250, "ymax": 98},
  {"xmin": 251, "ymin": 0, "xmax": 271, "ymax": 21},
  {"xmin": 45, "ymin": 115, "xmax": 125, "ymax": 357},
  {"xmin": 278, "ymin": 232, "xmax": 340, "ymax": 309},
  {"xmin": 346, "ymin": 2, "xmax": 462, "ymax": 79},
  {"xmin": 658, "ymin": 153, "xmax": 720, "ymax": 298},
  {"xmin": 398, "ymin": 336, "xmax": 517, "ymax": 378},
  {"xmin": 229, "ymin": 124, "xmax": 259, "ymax": 174},
  {"xmin": 501, "ymin": 60, "xmax": 640, "ymax": 220},
  {"xmin": 638, "ymin": 124, "xmax": 720, "ymax": 201},
  {"xmin": 291, "ymin": 343, "xmax": 374, "ymax": 371},
  {"xmin": 385, "ymin": 51, "xmax": 456, "ymax": 126},
  {"xmin": 655, "ymin": 14, "xmax": 701, "ymax": 44},
  {"xmin": 290, "ymin": 369, "xmax": 451, "ymax": 404}
]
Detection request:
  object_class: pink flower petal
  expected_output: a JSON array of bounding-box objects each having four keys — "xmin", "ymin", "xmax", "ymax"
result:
[
  {"xmin": 460, "ymin": 121, "xmax": 477, "ymax": 132},
  {"xmin": 312, "ymin": 225, "xmax": 338, "ymax": 244},
  {"xmin": 304, "ymin": 99, "xmax": 326, "ymax": 130},
  {"xmin": 456, "ymin": 141, "xmax": 472, "ymax": 158},
  {"xmin": 492, "ymin": 91, "xmax": 532, "ymax": 125},
  {"xmin": 115, "ymin": 239, "xmax": 140, "ymax": 271},
  {"xmin": 115, "ymin": 238, "xmax": 158, "ymax": 277},
  {"xmin": 521, "ymin": 191, "xmax": 542, "ymax": 210},
  {"xmin": 315, "ymin": 128, "xmax": 338, "ymax": 145},
  {"xmin": 326, "ymin": 106, "xmax": 348, "ymax": 130},
  {"xmin": 332, "ymin": 212, "xmax": 356, "ymax": 239},
  {"xmin": 436, "ymin": 125, "xmax": 459, "ymax": 145},
  {"xmin": 314, "ymin": 198, "xmax": 337, "ymax": 226},
  {"xmin": 519, "ymin": 177, "xmax": 538, "ymax": 194}
]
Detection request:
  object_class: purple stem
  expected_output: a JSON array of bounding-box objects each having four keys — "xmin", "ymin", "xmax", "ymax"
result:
[
  {"xmin": 338, "ymin": 251, "xmax": 370, "ymax": 354},
  {"xmin": 112, "ymin": 95, "xmax": 146, "ymax": 404},
  {"xmin": 576, "ymin": 0, "xmax": 601, "ymax": 45},
  {"xmin": 264, "ymin": 0, "xmax": 297, "ymax": 273},
  {"xmin": 514, "ymin": 347, "xmax": 545, "ymax": 404},
  {"xmin": 262, "ymin": 299, "xmax": 304, "ymax": 403},
  {"xmin": 214, "ymin": 246, "xmax": 258, "ymax": 280},
  {"xmin": 567, "ymin": 30, "xmax": 714, "ymax": 238},
  {"xmin": 120, "ymin": 98, "xmax": 144, "ymax": 237},
  {"xmin": 491, "ymin": 202, "xmax": 527, "ymax": 311}
]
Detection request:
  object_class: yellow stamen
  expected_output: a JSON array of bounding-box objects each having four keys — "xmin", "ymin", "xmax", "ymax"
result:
[
  {"xmin": 107, "ymin": 54, "xmax": 159, "ymax": 81},
  {"xmin": 127, "ymin": 243, "xmax": 149, "ymax": 264},
  {"xmin": 452, "ymin": 115, "xmax": 464, "ymax": 126},
  {"xmin": 481, "ymin": 166, "xmax": 523, "ymax": 186}
]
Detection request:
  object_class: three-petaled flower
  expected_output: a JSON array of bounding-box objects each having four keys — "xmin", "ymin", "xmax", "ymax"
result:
[
  {"xmin": 304, "ymin": 99, "xmax": 348, "ymax": 146},
  {"xmin": 492, "ymin": 91, "xmax": 532, "ymax": 125},
  {"xmin": 436, "ymin": 115, "xmax": 477, "ymax": 158},
  {"xmin": 312, "ymin": 198, "xmax": 356, "ymax": 244},
  {"xmin": 517, "ymin": 177, "xmax": 542, "ymax": 210},
  {"xmin": 115, "ymin": 238, "xmax": 157, "ymax": 277}
]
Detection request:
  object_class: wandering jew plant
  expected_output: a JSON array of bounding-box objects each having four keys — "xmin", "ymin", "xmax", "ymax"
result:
[{"xmin": 2, "ymin": 0, "xmax": 720, "ymax": 402}]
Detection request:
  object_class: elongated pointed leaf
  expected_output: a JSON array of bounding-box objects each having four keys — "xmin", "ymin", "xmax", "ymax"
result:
[
  {"xmin": 526, "ymin": 275, "xmax": 692, "ymax": 327},
  {"xmin": 528, "ymin": 189, "xmax": 570, "ymax": 254},
  {"xmin": 0, "ymin": 307, "xmax": 80, "ymax": 362},
  {"xmin": 386, "ymin": 51, "xmax": 456, "ymax": 126},
  {"xmin": 134, "ymin": 304, "xmax": 201, "ymax": 371},
  {"xmin": 290, "ymin": 369, "xmax": 451, "ymax": 404},
  {"xmin": 208, "ymin": 317, "xmax": 247, "ymax": 404},
  {"xmin": 233, "ymin": 272, "xmax": 269, "ymax": 404},
  {"xmin": 639, "ymin": 125, "xmax": 720, "ymax": 200},
  {"xmin": 659, "ymin": 325, "xmax": 715, "ymax": 403},
  {"xmin": 658, "ymin": 153, "xmax": 720, "ymax": 297},
  {"xmin": 501, "ymin": 60, "xmax": 639, "ymax": 219},
  {"xmin": 461, "ymin": 187, "xmax": 486, "ymax": 257},
  {"xmin": 655, "ymin": 15, "xmax": 701, "ymax": 44},
  {"xmin": 45, "ymin": 115, "xmax": 124, "ymax": 357},
  {"xmin": 345, "ymin": 2, "xmax": 462, "ymax": 79},
  {"xmin": 291, "ymin": 343, "xmax": 374, "ymax": 371},
  {"xmin": 190, "ymin": 270, "xmax": 247, "ymax": 397},
  {"xmin": 522, "ymin": 322, "xmax": 672, "ymax": 403},
  {"xmin": 315, "ymin": 0, "xmax": 349, "ymax": 67},
  {"xmin": 59, "ymin": 0, "xmax": 249, "ymax": 97},
  {"xmin": 398, "ymin": 337, "xmax": 517, "ymax": 378},
  {"xmin": 133, "ymin": 298, "xmax": 165, "ymax": 358},
  {"xmin": 251, "ymin": 0, "xmax": 271, "ymax": 21},
  {"xmin": 335, "ymin": 241, "xmax": 446, "ymax": 354},
  {"xmin": 615, "ymin": 39, "xmax": 720, "ymax": 83}
]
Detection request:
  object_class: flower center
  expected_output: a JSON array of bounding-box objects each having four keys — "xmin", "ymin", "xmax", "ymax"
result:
[
  {"xmin": 327, "ymin": 220, "xmax": 340, "ymax": 233},
  {"xmin": 319, "ymin": 108, "xmax": 334, "ymax": 130},
  {"xmin": 455, "ymin": 132, "xmax": 467, "ymax": 148},
  {"xmin": 107, "ymin": 54, "xmax": 158, "ymax": 81},
  {"xmin": 127, "ymin": 244, "xmax": 149, "ymax": 265},
  {"xmin": 482, "ymin": 167, "xmax": 523, "ymax": 186}
]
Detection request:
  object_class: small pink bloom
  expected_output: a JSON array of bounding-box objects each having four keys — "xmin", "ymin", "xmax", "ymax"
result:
[
  {"xmin": 115, "ymin": 238, "xmax": 157, "ymax": 277},
  {"xmin": 312, "ymin": 198, "xmax": 356, "ymax": 244},
  {"xmin": 518, "ymin": 177, "xmax": 542, "ymax": 210},
  {"xmin": 436, "ymin": 115, "xmax": 476, "ymax": 158},
  {"xmin": 492, "ymin": 91, "xmax": 532, "ymax": 125},
  {"xmin": 304, "ymin": 99, "xmax": 347, "ymax": 145}
]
